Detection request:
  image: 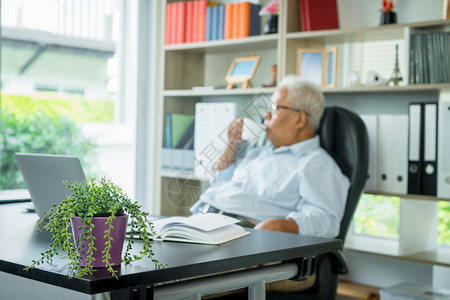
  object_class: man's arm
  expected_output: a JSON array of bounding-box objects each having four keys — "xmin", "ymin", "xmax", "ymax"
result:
[
  {"xmin": 255, "ymin": 218, "xmax": 299, "ymax": 234},
  {"xmin": 214, "ymin": 118, "xmax": 244, "ymax": 171}
]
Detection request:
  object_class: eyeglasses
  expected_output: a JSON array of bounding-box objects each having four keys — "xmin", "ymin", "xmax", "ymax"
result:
[{"xmin": 268, "ymin": 102, "xmax": 310, "ymax": 116}]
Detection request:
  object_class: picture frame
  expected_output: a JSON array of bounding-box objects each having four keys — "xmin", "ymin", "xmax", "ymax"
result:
[
  {"xmin": 447, "ymin": 0, "xmax": 450, "ymax": 19},
  {"xmin": 297, "ymin": 47, "xmax": 338, "ymax": 87},
  {"xmin": 296, "ymin": 49, "xmax": 324, "ymax": 87},
  {"xmin": 325, "ymin": 47, "xmax": 337, "ymax": 87},
  {"xmin": 225, "ymin": 55, "xmax": 261, "ymax": 89}
]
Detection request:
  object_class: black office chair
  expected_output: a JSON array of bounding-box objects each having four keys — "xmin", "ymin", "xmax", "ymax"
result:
[{"xmin": 268, "ymin": 106, "xmax": 369, "ymax": 299}]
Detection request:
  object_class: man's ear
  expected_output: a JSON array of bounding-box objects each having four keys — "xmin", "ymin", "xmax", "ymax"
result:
[{"xmin": 294, "ymin": 110, "xmax": 308, "ymax": 129}]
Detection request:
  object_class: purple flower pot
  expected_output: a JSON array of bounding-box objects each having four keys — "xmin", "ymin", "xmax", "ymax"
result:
[{"xmin": 71, "ymin": 214, "xmax": 128, "ymax": 268}]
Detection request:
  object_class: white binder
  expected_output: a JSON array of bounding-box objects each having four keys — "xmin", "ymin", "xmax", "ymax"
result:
[
  {"xmin": 421, "ymin": 103, "xmax": 438, "ymax": 196},
  {"xmin": 377, "ymin": 115, "xmax": 408, "ymax": 194},
  {"xmin": 194, "ymin": 102, "xmax": 239, "ymax": 179},
  {"xmin": 359, "ymin": 115, "xmax": 378, "ymax": 192},
  {"xmin": 438, "ymin": 100, "xmax": 450, "ymax": 198},
  {"xmin": 407, "ymin": 103, "xmax": 423, "ymax": 195},
  {"xmin": 194, "ymin": 103, "xmax": 213, "ymax": 178},
  {"xmin": 392, "ymin": 115, "xmax": 409, "ymax": 194}
]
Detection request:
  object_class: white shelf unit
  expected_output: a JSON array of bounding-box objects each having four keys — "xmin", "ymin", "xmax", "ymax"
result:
[{"xmin": 157, "ymin": 0, "xmax": 450, "ymax": 264}]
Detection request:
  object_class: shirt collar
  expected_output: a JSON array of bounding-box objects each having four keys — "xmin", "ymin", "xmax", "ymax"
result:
[{"xmin": 270, "ymin": 135, "xmax": 320, "ymax": 156}]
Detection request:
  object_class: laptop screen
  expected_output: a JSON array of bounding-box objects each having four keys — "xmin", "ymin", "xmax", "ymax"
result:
[{"xmin": 15, "ymin": 153, "xmax": 86, "ymax": 218}]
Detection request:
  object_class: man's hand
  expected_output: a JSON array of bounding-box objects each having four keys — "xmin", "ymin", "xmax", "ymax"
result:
[
  {"xmin": 228, "ymin": 117, "xmax": 244, "ymax": 145},
  {"xmin": 254, "ymin": 218, "xmax": 299, "ymax": 234},
  {"xmin": 214, "ymin": 118, "xmax": 244, "ymax": 172}
]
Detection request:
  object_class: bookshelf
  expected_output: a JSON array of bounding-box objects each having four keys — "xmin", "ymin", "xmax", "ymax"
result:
[{"xmin": 157, "ymin": 0, "xmax": 450, "ymax": 265}]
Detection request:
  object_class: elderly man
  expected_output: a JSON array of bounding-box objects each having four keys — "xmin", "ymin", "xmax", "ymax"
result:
[{"xmin": 191, "ymin": 75, "xmax": 349, "ymax": 239}]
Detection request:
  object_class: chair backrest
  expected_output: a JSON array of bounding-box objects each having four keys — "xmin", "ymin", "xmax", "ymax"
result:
[{"xmin": 318, "ymin": 106, "xmax": 369, "ymax": 242}]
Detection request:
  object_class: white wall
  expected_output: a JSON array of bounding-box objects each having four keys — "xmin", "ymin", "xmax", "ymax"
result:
[
  {"xmin": 82, "ymin": 123, "xmax": 135, "ymax": 200},
  {"xmin": 337, "ymin": 0, "xmax": 444, "ymax": 29},
  {"xmin": 341, "ymin": 251, "xmax": 433, "ymax": 288}
]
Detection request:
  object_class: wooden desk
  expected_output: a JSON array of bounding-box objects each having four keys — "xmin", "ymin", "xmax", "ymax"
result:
[{"xmin": 0, "ymin": 203, "xmax": 341, "ymax": 299}]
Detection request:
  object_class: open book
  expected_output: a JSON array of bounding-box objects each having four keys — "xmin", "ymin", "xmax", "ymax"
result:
[{"xmin": 150, "ymin": 213, "xmax": 250, "ymax": 245}]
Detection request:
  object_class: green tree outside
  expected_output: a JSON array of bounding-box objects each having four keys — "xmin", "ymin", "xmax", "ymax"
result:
[
  {"xmin": 0, "ymin": 93, "xmax": 114, "ymax": 189},
  {"xmin": 354, "ymin": 194, "xmax": 450, "ymax": 246}
]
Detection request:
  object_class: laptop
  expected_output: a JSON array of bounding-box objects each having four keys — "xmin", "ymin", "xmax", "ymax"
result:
[{"xmin": 15, "ymin": 153, "xmax": 86, "ymax": 218}]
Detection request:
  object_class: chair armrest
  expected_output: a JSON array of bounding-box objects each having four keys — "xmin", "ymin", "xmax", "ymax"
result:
[{"xmin": 325, "ymin": 250, "xmax": 348, "ymax": 275}]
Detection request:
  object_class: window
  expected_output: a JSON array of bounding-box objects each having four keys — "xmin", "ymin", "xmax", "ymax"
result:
[
  {"xmin": 352, "ymin": 194, "xmax": 450, "ymax": 249},
  {"xmin": 353, "ymin": 194, "xmax": 400, "ymax": 239},
  {"xmin": 350, "ymin": 39, "xmax": 405, "ymax": 86},
  {"xmin": 438, "ymin": 201, "xmax": 450, "ymax": 246},
  {"xmin": 1, "ymin": 0, "xmax": 138, "ymax": 198}
]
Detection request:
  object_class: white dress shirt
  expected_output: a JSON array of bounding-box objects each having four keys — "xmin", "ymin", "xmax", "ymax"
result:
[{"xmin": 190, "ymin": 135, "xmax": 350, "ymax": 238}]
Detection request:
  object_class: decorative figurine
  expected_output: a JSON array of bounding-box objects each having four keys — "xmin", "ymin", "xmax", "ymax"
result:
[
  {"xmin": 263, "ymin": 64, "xmax": 277, "ymax": 87},
  {"xmin": 380, "ymin": 0, "xmax": 397, "ymax": 25},
  {"xmin": 386, "ymin": 44, "xmax": 403, "ymax": 86},
  {"xmin": 259, "ymin": 0, "xmax": 279, "ymax": 34},
  {"xmin": 366, "ymin": 71, "xmax": 387, "ymax": 86}
]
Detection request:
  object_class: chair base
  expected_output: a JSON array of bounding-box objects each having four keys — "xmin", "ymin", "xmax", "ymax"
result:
[{"xmin": 267, "ymin": 254, "xmax": 338, "ymax": 300}]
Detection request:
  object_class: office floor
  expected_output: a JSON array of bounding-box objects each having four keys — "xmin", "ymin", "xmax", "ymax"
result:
[
  {"xmin": 202, "ymin": 293, "xmax": 359, "ymax": 299},
  {"xmin": 337, "ymin": 295, "xmax": 361, "ymax": 300}
]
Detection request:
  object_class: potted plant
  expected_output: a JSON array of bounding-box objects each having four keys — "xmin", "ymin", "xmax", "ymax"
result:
[{"xmin": 25, "ymin": 177, "xmax": 165, "ymax": 279}]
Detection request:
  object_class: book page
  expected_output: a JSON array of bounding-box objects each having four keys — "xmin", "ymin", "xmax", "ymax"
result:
[
  {"xmin": 127, "ymin": 213, "xmax": 249, "ymax": 245},
  {"xmin": 160, "ymin": 224, "xmax": 249, "ymax": 245},
  {"xmin": 153, "ymin": 213, "xmax": 240, "ymax": 234}
]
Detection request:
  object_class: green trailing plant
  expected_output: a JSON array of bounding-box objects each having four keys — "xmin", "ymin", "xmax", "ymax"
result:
[{"xmin": 25, "ymin": 177, "xmax": 165, "ymax": 279}]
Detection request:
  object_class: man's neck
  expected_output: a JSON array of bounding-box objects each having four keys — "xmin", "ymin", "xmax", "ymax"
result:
[{"xmin": 272, "ymin": 131, "xmax": 316, "ymax": 149}]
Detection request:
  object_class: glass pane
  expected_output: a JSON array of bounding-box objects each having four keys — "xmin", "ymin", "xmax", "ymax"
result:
[
  {"xmin": 438, "ymin": 201, "xmax": 450, "ymax": 246},
  {"xmin": 353, "ymin": 194, "xmax": 400, "ymax": 239},
  {"xmin": 1, "ymin": 0, "xmax": 136, "ymax": 197}
]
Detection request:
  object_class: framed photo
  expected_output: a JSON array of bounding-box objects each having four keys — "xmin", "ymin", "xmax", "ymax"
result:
[
  {"xmin": 447, "ymin": 0, "xmax": 450, "ymax": 19},
  {"xmin": 325, "ymin": 47, "xmax": 337, "ymax": 87},
  {"xmin": 225, "ymin": 55, "xmax": 261, "ymax": 89},
  {"xmin": 296, "ymin": 49, "xmax": 324, "ymax": 87},
  {"xmin": 297, "ymin": 47, "xmax": 338, "ymax": 87}
]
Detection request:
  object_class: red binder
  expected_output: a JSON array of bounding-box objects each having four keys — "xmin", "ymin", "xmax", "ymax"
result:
[
  {"xmin": 166, "ymin": 3, "xmax": 176, "ymax": 45},
  {"xmin": 192, "ymin": 1, "xmax": 199, "ymax": 42},
  {"xmin": 298, "ymin": 0, "xmax": 308, "ymax": 32},
  {"xmin": 175, "ymin": 2, "xmax": 186, "ymax": 44},
  {"xmin": 165, "ymin": 3, "xmax": 171, "ymax": 45},
  {"xmin": 299, "ymin": 0, "xmax": 339, "ymax": 32},
  {"xmin": 197, "ymin": 0, "xmax": 208, "ymax": 42},
  {"xmin": 185, "ymin": 1, "xmax": 194, "ymax": 43}
]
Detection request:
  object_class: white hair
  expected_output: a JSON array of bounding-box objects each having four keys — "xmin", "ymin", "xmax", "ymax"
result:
[{"xmin": 278, "ymin": 75, "xmax": 325, "ymax": 131}]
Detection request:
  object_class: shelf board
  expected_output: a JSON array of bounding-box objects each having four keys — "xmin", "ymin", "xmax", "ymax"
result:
[
  {"xmin": 161, "ymin": 170, "xmax": 209, "ymax": 182},
  {"xmin": 403, "ymin": 249, "xmax": 450, "ymax": 267},
  {"xmin": 164, "ymin": 84, "xmax": 449, "ymax": 98},
  {"xmin": 286, "ymin": 19, "xmax": 450, "ymax": 44},
  {"xmin": 345, "ymin": 247, "xmax": 450, "ymax": 268},
  {"xmin": 364, "ymin": 190, "xmax": 450, "ymax": 202},
  {"xmin": 164, "ymin": 87, "xmax": 277, "ymax": 97},
  {"xmin": 164, "ymin": 34, "xmax": 279, "ymax": 54},
  {"xmin": 323, "ymin": 83, "xmax": 450, "ymax": 93},
  {"xmin": 287, "ymin": 25, "xmax": 404, "ymax": 44}
]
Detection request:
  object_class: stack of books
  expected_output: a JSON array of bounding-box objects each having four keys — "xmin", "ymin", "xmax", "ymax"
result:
[
  {"xmin": 162, "ymin": 113, "xmax": 195, "ymax": 172},
  {"xmin": 409, "ymin": 32, "xmax": 450, "ymax": 84},
  {"xmin": 165, "ymin": 1, "xmax": 261, "ymax": 45}
]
